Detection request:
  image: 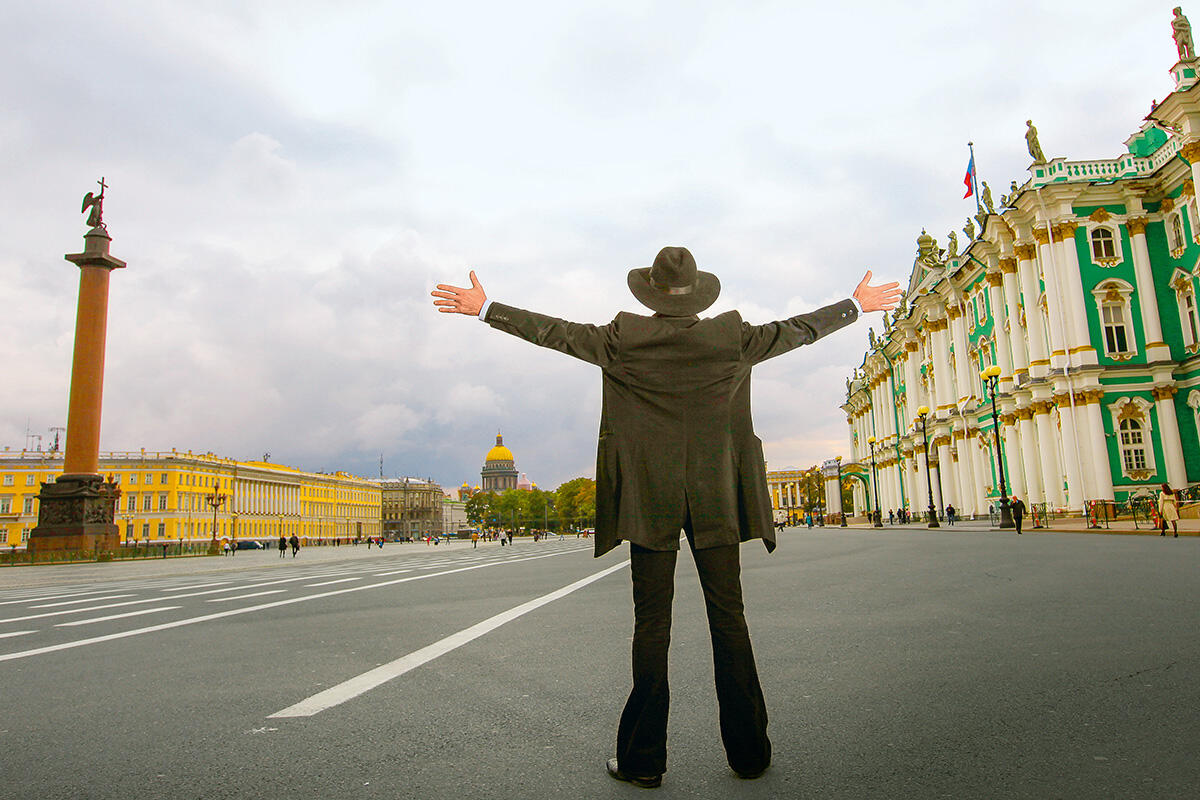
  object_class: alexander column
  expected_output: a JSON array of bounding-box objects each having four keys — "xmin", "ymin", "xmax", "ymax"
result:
[{"xmin": 28, "ymin": 180, "xmax": 125, "ymax": 554}]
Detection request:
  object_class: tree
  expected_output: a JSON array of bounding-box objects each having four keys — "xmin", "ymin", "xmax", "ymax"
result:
[
  {"xmin": 465, "ymin": 491, "xmax": 498, "ymax": 527},
  {"xmin": 555, "ymin": 477, "xmax": 596, "ymax": 529}
]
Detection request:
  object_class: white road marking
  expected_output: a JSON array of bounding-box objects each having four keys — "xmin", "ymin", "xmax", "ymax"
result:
[
  {"xmin": 305, "ymin": 578, "xmax": 360, "ymax": 587},
  {"xmin": 0, "ymin": 597, "xmax": 180, "ymax": 624},
  {"xmin": 0, "ymin": 630, "xmax": 37, "ymax": 639},
  {"xmin": 31, "ymin": 594, "xmax": 136, "ymax": 608},
  {"xmin": 160, "ymin": 582, "xmax": 230, "ymax": 593},
  {"xmin": 0, "ymin": 591, "xmax": 113, "ymax": 606},
  {"xmin": 206, "ymin": 590, "xmax": 287, "ymax": 602},
  {"xmin": 0, "ymin": 548, "xmax": 592, "ymax": 663},
  {"xmin": 55, "ymin": 607, "xmax": 179, "ymax": 627},
  {"xmin": 372, "ymin": 569, "xmax": 412, "ymax": 576},
  {"xmin": 269, "ymin": 559, "xmax": 630, "ymax": 718}
]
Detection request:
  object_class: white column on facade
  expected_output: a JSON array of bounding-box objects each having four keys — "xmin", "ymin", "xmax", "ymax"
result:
[
  {"xmin": 1082, "ymin": 392, "xmax": 1114, "ymax": 501},
  {"xmin": 935, "ymin": 434, "xmax": 956, "ymax": 512},
  {"xmin": 949, "ymin": 305, "xmax": 972, "ymax": 405},
  {"xmin": 1034, "ymin": 228, "xmax": 1069, "ymax": 372},
  {"xmin": 1001, "ymin": 412, "xmax": 1025, "ymax": 500},
  {"xmin": 1054, "ymin": 222, "xmax": 1097, "ymax": 367},
  {"xmin": 903, "ymin": 342, "xmax": 922, "ymax": 416},
  {"xmin": 930, "ymin": 318, "xmax": 954, "ymax": 416},
  {"xmin": 1126, "ymin": 217, "xmax": 1172, "ymax": 362},
  {"xmin": 1033, "ymin": 401, "xmax": 1064, "ymax": 507},
  {"xmin": 1017, "ymin": 408, "xmax": 1043, "ymax": 504},
  {"xmin": 1054, "ymin": 392, "xmax": 1086, "ymax": 510},
  {"xmin": 1015, "ymin": 243, "xmax": 1050, "ymax": 379},
  {"xmin": 999, "ymin": 258, "xmax": 1029, "ymax": 377},
  {"xmin": 1154, "ymin": 386, "xmax": 1188, "ymax": 489},
  {"xmin": 971, "ymin": 433, "xmax": 990, "ymax": 516},
  {"xmin": 985, "ymin": 271, "xmax": 1014, "ymax": 393},
  {"xmin": 913, "ymin": 449, "xmax": 929, "ymax": 512}
]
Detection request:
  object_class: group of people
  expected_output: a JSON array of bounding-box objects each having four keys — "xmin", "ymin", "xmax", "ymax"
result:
[{"xmin": 277, "ymin": 534, "xmax": 300, "ymax": 557}]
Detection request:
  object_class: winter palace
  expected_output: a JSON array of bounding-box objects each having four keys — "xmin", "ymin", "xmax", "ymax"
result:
[{"xmin": 841, "ymin": 17, "xmax": 1200, "ymax": 519}]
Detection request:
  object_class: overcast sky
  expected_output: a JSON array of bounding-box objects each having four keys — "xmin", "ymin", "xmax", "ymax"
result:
[{"xmin": 0, "ymin": 1, "xmax": 1179, "ymax": 490}]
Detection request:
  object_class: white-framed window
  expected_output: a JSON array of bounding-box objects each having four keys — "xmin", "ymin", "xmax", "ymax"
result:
[
  {"xmin": 2, "ymin": 475, "xmax": 12, "ymax": 486},
  {"xmin": 142, "ymin": 494, "xmax": 152, "ymax": 511},
  {"xmin": 23, "ymin": 498, "xmax": 33, "ymax": 514},
  {"xmin": 25, "ymin": 474, "xmax": 35, "ymax": 486},
  {"xmin": 1189, "ymin": 197, "xmax": 1200, "ymax": 245},
  {"xmin": 158, "ymin": 494, "xmax": 168, "ymax": 511},
  {"xmin": 1088, "ymin": 225, "xmax": 1121, "ymax": 267},
  {"xmin": 0, "ymin": 499, "xmax": 9, "ymax": 514},
  {"xmin": 1187, "ymin": 390, "xmax": 1200, "ymax": 449},
  {"xmin": 157, "ymin": 523, "xmax": 166, "ymax": 538},
  {"xmin": 1173, "ymin": 268, "xmax": 1200, "ymax": 354},
  {"xmin": 144, "ymin": 473, "xmax": 153, "ymax": 484},
  {"xmin": 1091, "ymin": 279, "xmax": 1136, "ymax": 360},
  {"xmin": 161, "ymin": 473, "xmax": 169, "ymax": 484},
  {"xmin": 1110, "ymin": 396, "xmax": 1157, "ymax": 481},
  {"xmin": 1170, "ymin": 210, "xmax": 1188, "ymax": 258},
  {"xmin": 142, "ymin": 523, "xmax": 150, "ymax": 540},
  {"xmin": 127, "ymin": 494, "xmax": 136, "ymax": 512}
]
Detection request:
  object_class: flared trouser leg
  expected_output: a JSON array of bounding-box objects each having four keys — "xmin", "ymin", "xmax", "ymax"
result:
[
  {"xmin": 616, "ymin": 544, "xmax": 676, "ymax": 776},
  {"xmin": 690, "ymin": 539, "xmax": 771, "ymax": 775}
]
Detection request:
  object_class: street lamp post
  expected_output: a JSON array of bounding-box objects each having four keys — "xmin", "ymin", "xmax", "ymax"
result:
[
  {"xmin": 917, "ymin": 406, "xmax": 940, "ymax": 528},
  {"xmin": 867, "ymin": 436, "xmax": 883, "ymax": 527},
  {"xmin": 205, "ymin": 484, "xmax": 227, "ymax": 553},
  {"xmin": 836, "ymin": 456, "xmax": 847, "ymax": 527},
  {"xmin": 980, "ymin": 365, "xmax": 1014, "ymax": 529}
]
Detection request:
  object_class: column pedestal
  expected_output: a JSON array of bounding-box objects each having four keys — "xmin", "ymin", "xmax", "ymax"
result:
[{"xmin": 27, "ymin": 474, "xmax": 121, "ymax": 553}]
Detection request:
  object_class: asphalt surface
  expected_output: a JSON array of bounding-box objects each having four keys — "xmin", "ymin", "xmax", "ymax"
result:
[{"xmin": 0, "ymin": 529, "xmax": 1197, "ymax": 799}]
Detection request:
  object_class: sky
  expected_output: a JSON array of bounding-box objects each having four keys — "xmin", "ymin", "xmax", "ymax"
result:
[{"xmin": 0, "ymin": 1, "xmax": 1180, "ymax": 490}]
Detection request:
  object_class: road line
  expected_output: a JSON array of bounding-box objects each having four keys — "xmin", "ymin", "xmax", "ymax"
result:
[
  {"xmin": 31, "ymin": 594, "xmax": 136, "ymax": 608},
  {"xmin": 373, "ymin": 569, "xmax": 412, "ymax": 576},
  {"xmin": 305, "ymin": 578, "xmax": 360, "ymax": 587},
  {"xmin": 0, "ymin": 548, "xmax": 593, "ymax": 663},
  {"xmin": 0, "ymin": 630, "xmax": 37, "ymax": 639},
  {"xmin": 0, "ymin": 591, "xmax": 113, "ymax": 606},
  {"xmin": 0, "ymin": 597, "xmax": 179, "ymax": 624},
  {"xmin": 206, "ymin": 590, "xmax": 287, "ymax": 602},
  {"xmin": 160, "ymin": 582, "xmax": 230, "ymax": 593},
  {"xmin": 269, "ymin": 559, "xmax": 630, "ymax": 718},
  {"xmin": 55, "ymin": 607, "xmax": 179, "ymax": 627}
]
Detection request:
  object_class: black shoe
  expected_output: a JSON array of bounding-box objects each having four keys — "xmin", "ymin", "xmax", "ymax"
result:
[
  {"xmin": 606, "ymin": 758, "xmax": 662, "ymax": 788},
  {"xmin": 734, "ymin": 764, "xmax": 770, "ymax": 780}
]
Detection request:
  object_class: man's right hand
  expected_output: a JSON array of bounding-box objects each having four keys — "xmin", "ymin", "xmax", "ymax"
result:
[{"xmin": 432, "ymin": 271, "xmax": 487, "ymax": 316}]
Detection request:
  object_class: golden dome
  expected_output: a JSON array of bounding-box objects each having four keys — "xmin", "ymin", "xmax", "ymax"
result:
[{"xmin": 485, "ymin": 432, "xmax": 514, "ymax": 463}]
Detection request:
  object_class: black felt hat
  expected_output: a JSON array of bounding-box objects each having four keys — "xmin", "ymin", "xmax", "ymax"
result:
[{"xmin": 627, "ymin": 246, "xmax": 720, "ymax": 316}]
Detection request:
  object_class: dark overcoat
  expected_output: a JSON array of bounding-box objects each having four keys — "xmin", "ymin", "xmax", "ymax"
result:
[{"xmin": 484, "ymin": 299, "xmax": 858, "ymax": 557}]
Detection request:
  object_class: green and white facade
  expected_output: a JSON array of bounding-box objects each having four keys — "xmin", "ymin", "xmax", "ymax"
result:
[{"xmin": 842, "ymin": 34, "xmax": 1200, "ymax": 518}]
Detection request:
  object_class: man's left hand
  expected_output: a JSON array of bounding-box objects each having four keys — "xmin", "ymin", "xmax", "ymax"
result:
[{"xmin": 853, "ymin": 271, "xmax": 903, "ymax": 313}]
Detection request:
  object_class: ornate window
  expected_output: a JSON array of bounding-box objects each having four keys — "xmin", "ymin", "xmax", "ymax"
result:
[
  {"xmin": 1187, "ymin": 390, "xmax": 1200, "ymax": 448},
  {"xmin": 1090, "ymin": 279, "xmax": 1136, "ymax": 361},
  {"xmin": 1169, "ymin": 211, "xmax": 1188, "ymax": 259},
  {"xmin": 1109, "ymin": 396, "xmax": 1157, "ymax": 482},
  {"xmin": 1090, "ymin": 227, "xmax": 1119, "ymax": 266},
  {"xmin": 1173, "ymin": 268, "xmax": 1200, "ymax": 354}
]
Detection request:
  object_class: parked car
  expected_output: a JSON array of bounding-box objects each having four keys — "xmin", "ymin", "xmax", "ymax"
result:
[{"xmin": 235, "ymin": 540, "xmax": 264, "ymax": 550}]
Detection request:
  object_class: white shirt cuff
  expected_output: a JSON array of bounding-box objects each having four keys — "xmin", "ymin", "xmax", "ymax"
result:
[
  {"xmin": 478, "ymin": 299, "xmax": 493, "ymax": 320},
  {"xmin": 851, "ymin": 296, "xmax": 864, "ymax": 313}
]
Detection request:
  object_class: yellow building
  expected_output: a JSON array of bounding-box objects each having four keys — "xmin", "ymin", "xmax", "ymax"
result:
[{"xmin": 0, "ymin": 449, "xmax": 381, "ymax": 548}]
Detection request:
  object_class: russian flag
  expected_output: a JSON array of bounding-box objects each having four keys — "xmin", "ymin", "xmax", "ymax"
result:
[{"xmin": 963, "ymin": 154, "xmax": 975, "ymax": 199}]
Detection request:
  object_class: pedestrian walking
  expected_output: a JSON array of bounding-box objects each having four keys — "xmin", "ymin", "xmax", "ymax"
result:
[
  {"xmin": 433, "ymin": 246, "xmax": 899, "ymax": 787},
  {"xmin": 946, "ymin": 504, "xmax": 956, "ymax": 526},
  {"xmin": 222, "ymin": 539, "xmax": 230, "ymax": 556},
  {"xmin": 472, "ymin": 531, "xmax": 479, "ymax": 549},
  {"xmin": 289, "ymin": 534, "xmax": 300, "ymax": 557},
  {"xmin": 888, "ymin": 509, "xmax": 895, "ymax": 525},
  {"xmin": 278, "ymin": 535, "xmax": 287, "ymax": 558},
  {"xmin": 1010, "ymin": 496, "xmax": 1026, "ymax": 534},
  {"xmin": 1158, "ymin": 483, "xmax": 1180, "ymax": 537}
]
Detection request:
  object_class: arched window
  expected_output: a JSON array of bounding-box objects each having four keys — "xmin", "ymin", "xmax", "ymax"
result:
[
  {"xmin": 1119, "ymin": 418, "xmax": 1147, "ymax": 473},
  {"xmin": 1091, "ymin": 227, "xmax": 1116, "ymax": 260},
  {"xmin": 1171, "ymin": 269, "xmax": 1200, "ymax": 354},
  {"xmin": 1171, "ymin": 212, "xmax": 1187, "ymax": 257},
  {"xmin": 1091, "ymin": 280, "xmax": 1137, "ymax": 360}
]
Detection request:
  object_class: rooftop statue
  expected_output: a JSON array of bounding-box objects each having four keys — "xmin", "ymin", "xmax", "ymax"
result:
[
  {"xmin": 1174, "ymin": 7, "xmax": 1195, "ymax": 61},
  {"xmin": 946, "ymin": 230, "xmax": 959, "ymax": 258},
  {"xmin": 1026, "ymin": 120, "xmax": 1046, "ymax": 164},
  {"xmin": 980, "ymin": 181, "xmax": 995, "ymax": 214},
  {"xmin": 80, "ymin": 177, "xmax": 107, "ymax": 229},
  {"xmin": 963, "ymin": 217, "xmax": 975, "ymax": 241}
]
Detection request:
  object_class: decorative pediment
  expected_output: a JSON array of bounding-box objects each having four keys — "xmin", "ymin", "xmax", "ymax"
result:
[{"xmin": 1089, "ymin": 207, "xmax": 1113, "ymax": 223}]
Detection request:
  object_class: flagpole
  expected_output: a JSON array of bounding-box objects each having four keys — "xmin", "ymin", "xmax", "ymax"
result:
[{"xmin": 968, "ymin": 141, "xmax": 981, "ymax": 215}]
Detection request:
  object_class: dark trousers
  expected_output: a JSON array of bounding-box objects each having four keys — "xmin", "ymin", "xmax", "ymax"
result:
[{"xmin": 616, "ymin": 532, "xmax": 770, "ymax": 777}]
